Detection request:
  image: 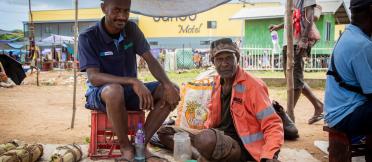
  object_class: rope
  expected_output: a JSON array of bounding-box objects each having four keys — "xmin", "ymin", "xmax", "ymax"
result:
[
  {"xmin": 56, "ymin": 146, "xmax": 77, "ymax": 162},
  {"xmin": 3, "ymin": 151, "xmax": 23, "ymax": 162},
  {"xmin": 54, "ymin": 143, "xmax": 82, "ymax": 162}
]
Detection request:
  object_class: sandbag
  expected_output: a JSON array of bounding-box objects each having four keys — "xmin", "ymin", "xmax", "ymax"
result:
[
  {"xmin": 0, "ymin": 72, "xmax": 7, "ymax": 82},
  {"xmin": 176, "ymin": 79, "xmax": 212, "ymax": 129},
  {"xmin": 272, "ymin": 101, "xmax": 299, "ymax": 140},
  {"xmin": 50, "ymin": 144, "xmax": 82, "ymax": 162},
  {"xmin": 0, "ymin": 144, "xmax": 43, "ymax": 162},
  {"xmin": 0, "ymin": 140, "xmax": 24, "ymax": 156},
  {"xmin": 0, "ymin": 78, "xmax": 16, "ymax": 88}
]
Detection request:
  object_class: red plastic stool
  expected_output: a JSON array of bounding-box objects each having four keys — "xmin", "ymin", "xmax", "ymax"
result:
[
  {"xmin": 88, "ymin": 110, "xmax": 145, "ymax": 159},
  {"xmin": 323, "ymin": 126, "xmax": 372, "ymax": 162}
]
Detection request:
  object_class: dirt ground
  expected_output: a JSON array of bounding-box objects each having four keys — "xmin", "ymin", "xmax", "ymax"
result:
[{"xmin": 0, "ymin": 70, "xmax": 328, "ymax": 161}]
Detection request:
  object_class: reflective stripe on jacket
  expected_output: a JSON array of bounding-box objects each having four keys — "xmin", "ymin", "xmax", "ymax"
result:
[{"xmin": 204, "ymin": 66, "xmax": 284, "ymax": 161}]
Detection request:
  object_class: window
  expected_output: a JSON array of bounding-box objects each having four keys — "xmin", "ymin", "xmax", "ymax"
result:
[
  {"xmin": 200, "ymin": 40, "xmax": 211, "ymax": 45},
  {"xmin": 326, "ymin": 22, "xmax": 331, "ymax": 41},
  {"xmin": 149, "ymin": 41, "xmax": 158, "ymax": 45},
  {"xmin": 45, "ymin": 25, "xmax": 51, "ymax": 33},
  {"xmin": 207, "ymin": 21, "xmax": 217, "ymax": 29}
]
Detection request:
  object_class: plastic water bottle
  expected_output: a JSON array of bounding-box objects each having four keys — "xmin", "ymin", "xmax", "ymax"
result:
[
  {"xmin": 271, "ymin": 31, "xmax": 281, "ymax": 53},
  {"xmin": 173, "ymin": 132, "xmax": 192, "ymax": 162},
  {"xmin": 134, "ymin": 123, "xmax": 145, "ymax": 162}
]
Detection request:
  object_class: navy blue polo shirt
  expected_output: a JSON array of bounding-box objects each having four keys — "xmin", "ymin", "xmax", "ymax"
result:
[{"xmin": 78, "ymin": 17, "xmax": 150, "ymax": 78}]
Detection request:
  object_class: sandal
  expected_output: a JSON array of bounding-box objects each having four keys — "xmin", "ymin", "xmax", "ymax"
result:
[
  {"xmin": 145, "ymin": 155, "xmax": 170, "ymax": 162},
  {"xmin": 308, "ymin": 114, "xmax": 323, "ymax": 124},
  {"xmin": 115, "ymin": 157, "xmax": 133, "ymax": 162}
]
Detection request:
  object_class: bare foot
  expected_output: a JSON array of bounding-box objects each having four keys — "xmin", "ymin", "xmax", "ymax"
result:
[
  {"xmin": 118, "ymin": 146, "xmax": 134, "ymax": 162},
  {"xmin": 314, "ymin": 105, "xmax": 323, "ymax": 116}
]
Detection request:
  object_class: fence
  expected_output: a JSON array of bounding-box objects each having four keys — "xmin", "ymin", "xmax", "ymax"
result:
[
  {"xmin": 161, "ymin": 45, "xmax": 333, "ymax": 71},
  {"xmin": 239, "ymin": 46, "xmax": 333, "ymax": 71}
]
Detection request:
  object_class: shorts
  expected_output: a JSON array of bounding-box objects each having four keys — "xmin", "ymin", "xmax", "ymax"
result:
[
  {"xmin": 333, "ymin": 99, "xmax": 372, "ymax": 136},
  {"xmin": 85, "ymin": 81, "xmax": 160, "ymax": 112},
  {"xmin": 282, "ymin": 45, "xmax": 310, "ymax": 90},
  {"xmin": 214, "ymin": 129, "xmax": 255, "ymax": 162}
]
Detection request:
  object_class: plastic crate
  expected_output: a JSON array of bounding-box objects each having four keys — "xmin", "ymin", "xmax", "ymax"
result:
[{"xmin": 88, "ymin": 110, "xmax": 145, "ymax": 159}]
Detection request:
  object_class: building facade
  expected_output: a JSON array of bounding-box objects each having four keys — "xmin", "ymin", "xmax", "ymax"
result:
[
  {"xmin": 24, "ymin": 1, "xmax": 349, "ymax": 51},
  {"xmin": 231, "ymin": 0, "xmax": 350, "ymax": 55},
  {"xmin": 24, "ymin": 3, "xmax": 246, "ymax": 49}
]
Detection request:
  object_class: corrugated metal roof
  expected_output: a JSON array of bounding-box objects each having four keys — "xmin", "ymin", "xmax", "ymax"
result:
[
  {"xmin": 231, "ymin": 0, "xmax": 350, "ymax": 23},
  {"xmin": 0, "ymin": 29, "xmax": 11, "ymax": 35},
  {"xmin": 230, "ymin": 6, "xmax": 284, "ymax": 20}
]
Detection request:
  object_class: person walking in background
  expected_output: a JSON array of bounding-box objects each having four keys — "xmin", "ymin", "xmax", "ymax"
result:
[
  {"xmin": 269, "ymin": 0, "xmax": 323, "ymax": 124},
  {"xmin": 159, "ymin": 49, "xmax": 165, "ymax": 67},
  {"xmin": 193, "ymin": 50, "xmax": 202, "ymax": 68}
]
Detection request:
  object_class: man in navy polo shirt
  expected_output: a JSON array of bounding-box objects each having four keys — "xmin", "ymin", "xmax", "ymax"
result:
[{"xmin": 78, "ymin": 0, "xmax": 180, "ymax": 160}]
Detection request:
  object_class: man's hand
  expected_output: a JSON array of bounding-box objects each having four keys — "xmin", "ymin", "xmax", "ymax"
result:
[
  {"xmin": 298, "ymin": 37, "xmax": 309, "ymax": 49},
  {"xmin": 297, "ymin": 37, "xmax": 309, "ymax": 57},
  {"xmin": 132, "ymin": 79, "xmax": 153, "ymax": 110},
  {"xmin": 269, "ymin": 24, "xmax": 282, "ymax": 32},
  {"xmin": 161, "ymin": 83, "xmax": 180, "ymax": 108}
]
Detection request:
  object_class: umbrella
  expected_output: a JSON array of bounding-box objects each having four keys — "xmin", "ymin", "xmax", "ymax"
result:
[
  {"xmin": 0, "ymin": 54, "xmax": 26, "ymax": 85},
  {"xmin": 131, "ymin": 0, "xmax": 231, "ymax": 17}
]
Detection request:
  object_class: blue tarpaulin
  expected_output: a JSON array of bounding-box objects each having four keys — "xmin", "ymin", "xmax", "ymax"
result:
[
  {"xmin": 0, "ymin": 38, "xmax": 20, "ymax": 43},
  {"xmin": 7, "ymin": 42, "xmax": 25, "ymax": 49}
]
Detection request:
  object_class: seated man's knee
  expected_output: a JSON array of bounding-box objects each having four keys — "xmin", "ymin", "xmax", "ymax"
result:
[
  {"xmin": 168, "ymin": 102, "xmax": 178, "ymax": 111},
  {"xmin": 154, "ymin": 85, "xmax": 177, "ymax": 111},
  {"xmin": 192, "ymin": 129, "xmax": 216, "ymax": 159},
  {"xmin": 154, "ymin": 100, "xmax": 175, "ymax": 112},
  {"xmin": 101, "ymin": 84, "xmax": 124, "ymax": 104}
]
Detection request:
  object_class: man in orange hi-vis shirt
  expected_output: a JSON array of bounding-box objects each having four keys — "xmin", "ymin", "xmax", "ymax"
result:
[
  {"xmin": 158, "ymin": 38, "xmax": 284, "ymax": 162},
  {"xmin": 202, "ymin": 38, "xmax": 283, "ymax": 162}
]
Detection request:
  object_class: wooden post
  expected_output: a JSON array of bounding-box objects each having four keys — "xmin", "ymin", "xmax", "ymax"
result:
[
  {"xmin": 28, "ymin": 0, "xmax": 39, "ymax": 86},
  {"xmin": 0, "ymin": 62, "xmax": 5, "ymax": 75},
  {"xmin": 285, "ymin": 0, "xmax": 295, "ymax": 121},
  {"xmin": 71, "ymin": 0, "xmax": 78, "ymax": 129}
]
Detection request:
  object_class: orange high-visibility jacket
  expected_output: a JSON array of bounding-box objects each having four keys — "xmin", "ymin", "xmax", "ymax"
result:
[{"xmin": 204, "ymin": 66, "xmax": 284, "ymax": 161}]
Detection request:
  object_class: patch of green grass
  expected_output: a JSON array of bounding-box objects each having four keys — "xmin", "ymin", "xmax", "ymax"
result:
[
  {"xmin": 83, "ymin": 136, "xmax": 90, "ymax": 144},
  {"xmin": 269, "ymin": 87, "xmax": 288, "ymax": 101},
  {"xmin": 138, "ymin": 69, "xmax": 204, "ymax": 86}
]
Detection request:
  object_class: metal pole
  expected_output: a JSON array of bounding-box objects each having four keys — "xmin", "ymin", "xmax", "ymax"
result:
[
  {"xmin": 285, "ymin": 0, "xmax": 295, "ymax": 121},
  {"xmin": 271, "ymin": 49, "xmax": 275, "ymax": 71},
  {"xmin": 71, "ymin": 0, "xmax": 78, "ymax": 129},
  {"xmin": 182, "ymin": 44, "xmax": 184, "ymax": 69}
]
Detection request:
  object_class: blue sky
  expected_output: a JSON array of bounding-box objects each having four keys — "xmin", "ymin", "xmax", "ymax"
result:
[{"xmin": 0, "ymin": 0, "xmax": 100, "ymax": 31}]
